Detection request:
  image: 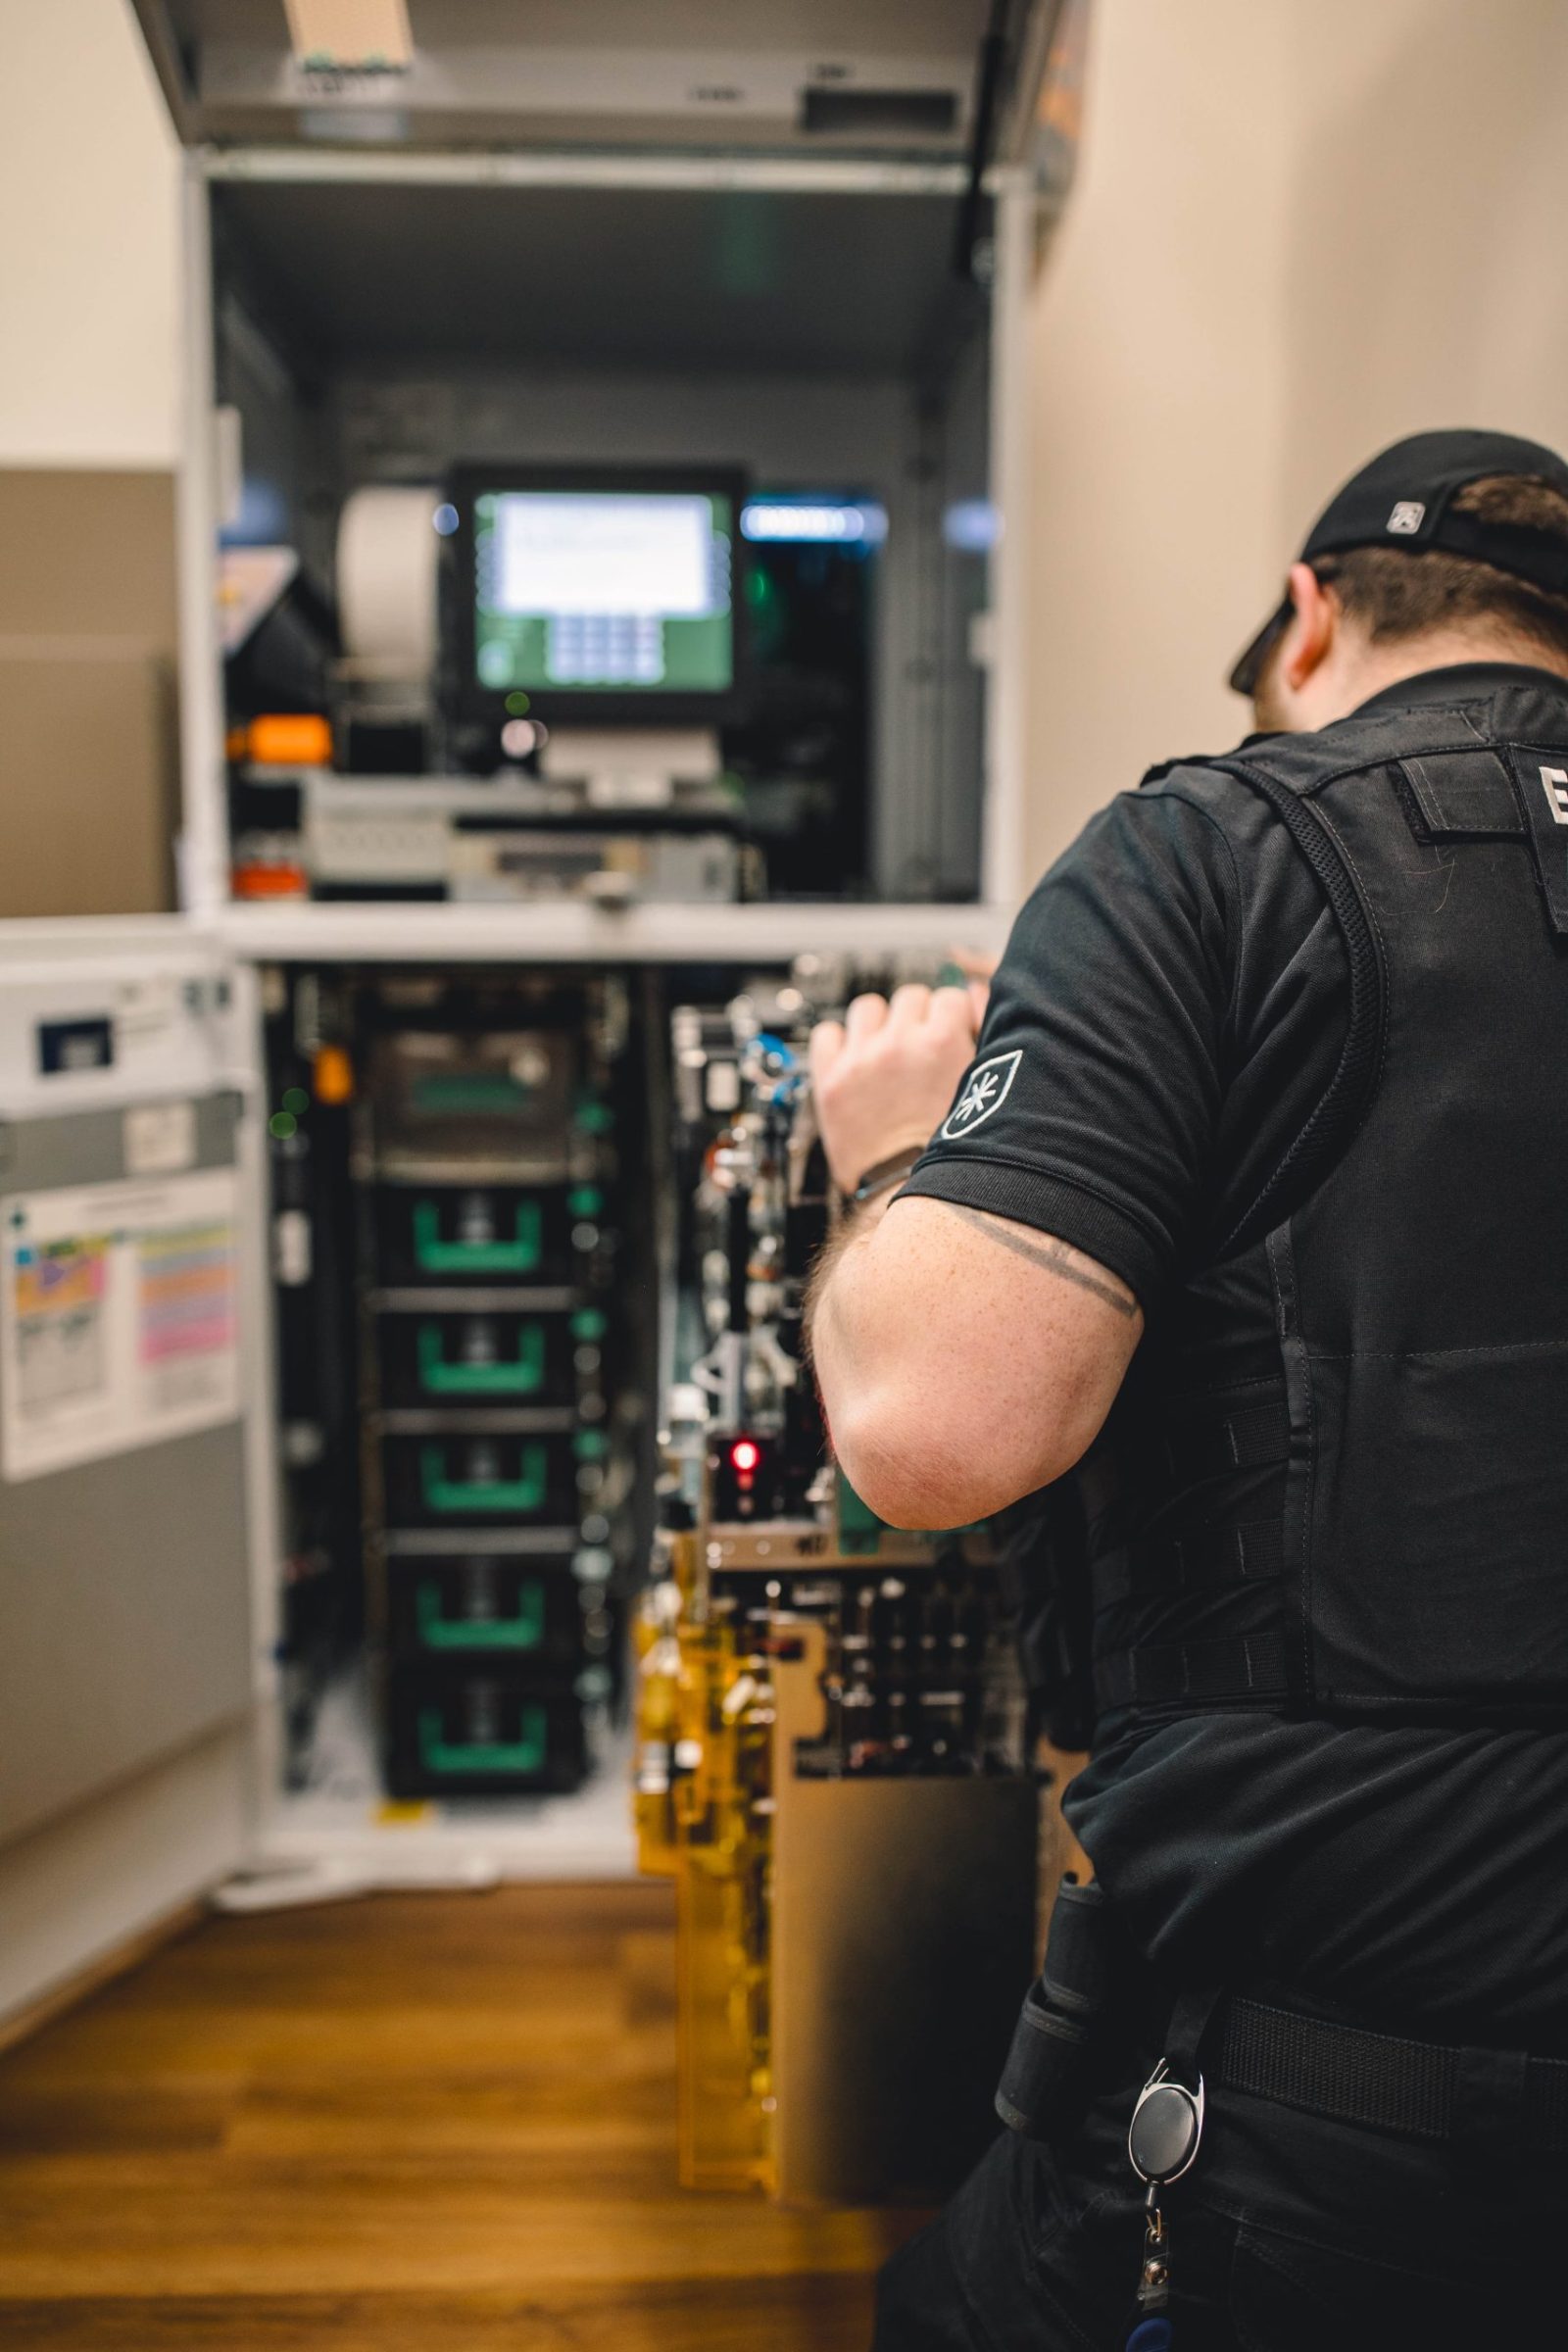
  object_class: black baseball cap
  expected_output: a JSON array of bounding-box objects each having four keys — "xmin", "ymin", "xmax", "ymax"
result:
[{"xmin": 1228, "ymin": 427, "xmax": 1568, "ymax": 696}]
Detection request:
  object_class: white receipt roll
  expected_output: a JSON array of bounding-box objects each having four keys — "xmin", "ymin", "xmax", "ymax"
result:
[{"xmin": 336, "ymin": 485, "xmax": 439, "ymax": 675}]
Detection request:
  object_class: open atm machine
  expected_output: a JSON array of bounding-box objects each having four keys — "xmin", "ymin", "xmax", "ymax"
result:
[{"xmin": 0, "ymin": 0, "xmax": 1087, "ymax": 2191}]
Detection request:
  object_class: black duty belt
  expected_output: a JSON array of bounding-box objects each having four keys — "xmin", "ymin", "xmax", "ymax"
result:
[
  {"xmin": 1216, "ymin": 1993, "xmax": 1568, "ymax": 2154},
  {"xmin": 996, "ymin": 1885, "xmax": 1568, "ymax": 2160}
]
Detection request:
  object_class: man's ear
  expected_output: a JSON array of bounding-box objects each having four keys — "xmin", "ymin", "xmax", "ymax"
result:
[{"xmin": 1280, "ymin": 560, "xmax": 1338, "ymax": 688}]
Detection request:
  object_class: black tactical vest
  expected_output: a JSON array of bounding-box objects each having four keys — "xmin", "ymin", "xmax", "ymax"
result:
[{"xmin": 1089, "ymin": 675, "xmax": 1568, "ymax": 1732}]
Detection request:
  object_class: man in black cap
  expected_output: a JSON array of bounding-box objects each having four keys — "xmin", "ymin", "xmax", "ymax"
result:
[{"xmin": 806, "ymin": 430, "xmax": 1568, "ymax": 2345}]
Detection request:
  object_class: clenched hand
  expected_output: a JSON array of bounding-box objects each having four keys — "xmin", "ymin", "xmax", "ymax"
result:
[{"xmin": 808, "ymin": 984, "xmax": 982, "ymax": 1194}]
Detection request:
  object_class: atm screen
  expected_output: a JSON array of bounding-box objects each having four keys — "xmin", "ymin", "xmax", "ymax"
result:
[{"xmin": 469, "ymin": 487, "xmax": 736, "ymax": 700}]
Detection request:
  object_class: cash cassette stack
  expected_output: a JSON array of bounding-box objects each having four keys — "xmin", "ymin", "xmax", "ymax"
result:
[{"xmin": 359, "ymin": 975, "xmax": 635, "ymax": 1799}]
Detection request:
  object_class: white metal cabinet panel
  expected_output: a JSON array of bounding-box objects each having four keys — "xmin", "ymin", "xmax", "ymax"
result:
[
  {"xmin": 0, "ymin": 926, "xmax": 270, "ymax": 1853},
  {"xmin": 0, "ymin": 1101, "xmax": 253, "ymax": 1847},
  {"xmin": 0, "ymin": 1716, "xmax": 255, "ymax": 2028},
  {"xmin": 210, "ymin": 896, "xmax": 1012, "ymax": 962},
  {"xmin": 131, "ymin": 2, "xmax": 1016, "ymax": 156}
]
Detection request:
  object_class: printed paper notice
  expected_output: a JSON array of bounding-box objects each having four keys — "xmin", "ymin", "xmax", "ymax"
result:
[{"xmin": 1, "ymin": 1168, "xmax": 241, "ymax": 1482}]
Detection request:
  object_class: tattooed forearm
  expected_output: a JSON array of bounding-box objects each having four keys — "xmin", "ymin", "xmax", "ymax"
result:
[{"xmin": 938, "ymin": 1201, "xmax": 1139, "ymax": 1318}]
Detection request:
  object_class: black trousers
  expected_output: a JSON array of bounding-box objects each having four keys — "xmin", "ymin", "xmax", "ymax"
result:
[{"xmin": 873, "ymin": 2029, "xmax": 1567, "ymax": 2350}]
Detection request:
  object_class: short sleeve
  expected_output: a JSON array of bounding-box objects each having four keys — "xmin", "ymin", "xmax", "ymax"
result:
[{"xmin": 900, "ymin": 784, "xmax": 1245, "ymax": 1305}]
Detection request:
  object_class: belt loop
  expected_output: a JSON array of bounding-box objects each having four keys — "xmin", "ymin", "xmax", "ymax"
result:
[
  {"xmin": 1452, "ymin": 2043, "xmax": 1530, "ymax": 2168},
  {"xmin": 1164, "ymin": 1982, "xmax": 1222, "ymax": 2089}
]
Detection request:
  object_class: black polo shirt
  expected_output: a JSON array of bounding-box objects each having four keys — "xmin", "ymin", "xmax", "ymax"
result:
[{"xmin": 902, "ymin": 662, "xmax": 1568, "ymax": 2050}]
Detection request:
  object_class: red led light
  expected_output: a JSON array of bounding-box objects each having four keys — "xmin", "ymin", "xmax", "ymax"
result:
[{"xmin": 729, "ymin": 1439, "xmax": 760, "ymax": 1474}]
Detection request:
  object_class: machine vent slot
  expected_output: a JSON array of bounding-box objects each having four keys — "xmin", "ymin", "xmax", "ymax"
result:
[{"xmin": 799, "ymin": 87, "xmax": 959, "ymax": 137}]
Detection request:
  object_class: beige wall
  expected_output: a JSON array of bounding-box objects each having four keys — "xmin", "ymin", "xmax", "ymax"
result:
[
  {"xmin": 0, "ymin": 5, "xmax": 182, "ymax": 911},
  {"xmin": 1280, "ymin": 0, "xmax": 1568, "ymax": 536},
  {"xmin": 0, "ymin": 0, "xmax": 180, "ymax": 468},
  {"xmin": 1022, "ymin": 0, "xmax": 1568, "ymax": 885},
  {"xmin": 1022, "ymin": 0, "xmax": 1291, "ymax": 879}
]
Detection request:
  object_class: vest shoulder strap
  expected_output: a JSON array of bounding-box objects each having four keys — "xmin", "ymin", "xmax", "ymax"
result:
[{"xmin": 1154, "ymin": 749, "xmax": 1389, "ymax": 1259}]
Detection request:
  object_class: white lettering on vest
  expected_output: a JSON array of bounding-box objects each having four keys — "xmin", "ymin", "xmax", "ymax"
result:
[{"xmin": 1539, "ymin": 765, "xmax": 1568, "ymax": 825}]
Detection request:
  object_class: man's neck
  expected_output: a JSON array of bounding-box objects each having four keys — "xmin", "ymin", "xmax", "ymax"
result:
[
  {"xmin": 1343, "ymin": 631, "xmax": 1568, "ymax": 710},
  {"xmin": 1264, "ymin": 633, "xmax": 1568, "ymax": 734}
]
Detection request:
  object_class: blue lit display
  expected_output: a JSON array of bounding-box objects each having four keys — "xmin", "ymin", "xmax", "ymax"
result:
[
  {"xmin": 942, "ymin": 499, "xmax": 1001, "ymax": 553},
  {"xmin": 740, "ymin": 501, "xmax": 888, "ymax": 546}
]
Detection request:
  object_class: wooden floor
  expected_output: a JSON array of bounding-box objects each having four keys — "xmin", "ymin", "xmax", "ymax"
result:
[{"xmin": 0, "ymin": 1881, "xmax": 923, "ymax": 2349}]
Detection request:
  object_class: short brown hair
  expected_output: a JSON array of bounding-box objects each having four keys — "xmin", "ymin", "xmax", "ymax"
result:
[{"xmin": 1316, "ymin": 475, "xmax": 1568, "ymax": 665}]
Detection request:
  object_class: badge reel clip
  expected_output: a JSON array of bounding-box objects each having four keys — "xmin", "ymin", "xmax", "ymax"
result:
[{"xmin": 1124, "ymin": 2059, "xmax": 1205, "ymax": 2352}]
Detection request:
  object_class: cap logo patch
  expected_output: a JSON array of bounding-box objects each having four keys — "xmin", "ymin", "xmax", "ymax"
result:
[
  {"xmin": 939, "ymin": 1049, "xmax": 1022, "ymax": 1141},
  {"xmin": 1387, "ymin": 500, "xmax": 1426, "ymax": 535}
]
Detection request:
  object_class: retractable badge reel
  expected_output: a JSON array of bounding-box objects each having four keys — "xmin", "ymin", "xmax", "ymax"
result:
[{"xmin": 1123, "ymin": 2058, "xmax": 1205, "ymax": 2352}]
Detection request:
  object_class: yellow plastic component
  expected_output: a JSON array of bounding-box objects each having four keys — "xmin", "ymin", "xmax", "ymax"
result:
[
  {"xmin": 669, "ymin": 1606, "xmax": 774, "ymax": 2193},
  {"xmin": 313, "ymin": 1043, "xmax": 355, "ymax": 1104},
  {"xmin": 633, "ymin": 1514, "xmax": 775, "ymax": 2193},
  {"xmin": 247, "ymin": 712, "xmax": 333, "ymax": 766},
  {"xmin": 633, "ymin": 1469, "xmax": 1046, "ymax": 2204},
  {"xmin": 632, "ymin": 1589, "xmax": 680, "ymax": 1879}
]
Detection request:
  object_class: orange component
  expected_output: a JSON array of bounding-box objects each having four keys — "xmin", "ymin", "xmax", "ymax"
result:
[
  {"xmin": 247, "ymin": 712, "xmax": 333, "ymax": 766},
  {"xmin": 230, "ymin": 860, "xmax": 308, "ymax": 900},
  {"xmin": 313, "ymin": 1043, "xmax": 355, "ymax": 1105}
]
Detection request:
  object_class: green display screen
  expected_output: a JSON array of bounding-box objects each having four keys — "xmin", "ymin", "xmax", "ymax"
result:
[{"xmin": 472, "ymin": 489, "xmax": 734, "ymax": 696}]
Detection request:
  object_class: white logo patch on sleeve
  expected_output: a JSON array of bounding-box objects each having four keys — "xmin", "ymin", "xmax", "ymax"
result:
[{"xmin": 939, "ymin": 1049, "xmax": 1022, "ymax": 1141}]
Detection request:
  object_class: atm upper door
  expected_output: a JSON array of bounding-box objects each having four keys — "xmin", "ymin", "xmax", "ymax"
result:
[
  {"xmin": 129, "ymin": 0, "xmax": 1065, "ymax": 171},
  {"xmin": 0, "ymin": 925, "xmax": 271, "ymax": 1851}
]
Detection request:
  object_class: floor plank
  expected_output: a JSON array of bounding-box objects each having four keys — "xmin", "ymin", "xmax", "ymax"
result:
[{"xmin": 0, "ymin": 1883, "xmax": 920, "ymax": 2349}]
